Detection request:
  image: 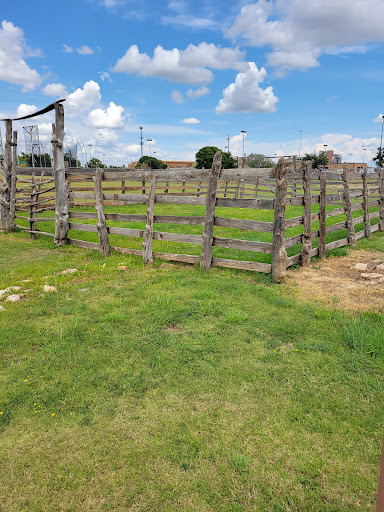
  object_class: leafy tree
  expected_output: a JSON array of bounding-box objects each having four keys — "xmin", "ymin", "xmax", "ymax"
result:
[
  {"xmin": 302, "ymin": 152, "xmax": 328, "ymax": 169},
  {"xmin": 19, "ymin": 152, "xmax": 52, "ymax": 167},
  {"xmin": 373, "ymin": 147, "xmax": 384, "ymax": 168},
  {"xmin": 195, "ymin": 146, "xmax": 237, "ymax": 169},
  {"xmin": 246, "ymin": 153, "xmax": 275, "ymax": 168},
  {"xmin": 87, "ymin": 157, "xmax": 105, "ymax": 168},
  {"xmin": 135, "ymin": 156, "xmax": 167, "ymax": 169},
  {"xmin": 222, "ymin": 152, "xmax": 237, "ymax": 169}
]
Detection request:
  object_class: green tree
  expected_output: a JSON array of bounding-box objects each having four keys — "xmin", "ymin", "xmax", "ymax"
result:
[
  {"xmin": 302, "ymin": 152, "xmax": 328, "ymax": 169},
  {"xmin": 373, "ymin": 147, "xmax": 384, "ymax": 168},
  {"xmin": 65, "ymin": 151, "xmax": 81, "ymax": 168},
  {"xmin": 135, "ymin": 156, "xmax": 167, "ymax": 169},
  {"xmin": 195, "ymin": 146, "xmax": 237, "ymax": 169},
  {"xmin": 87, "ymin": 157, "xmax": 105, "ymax": 168},
  {"xmin": 19, "ymin": 152, "xmax": 52, "ymax": 167},
  {"xmin": 246, "ymin": 153, "xmax": 275, "ymax": 168}
]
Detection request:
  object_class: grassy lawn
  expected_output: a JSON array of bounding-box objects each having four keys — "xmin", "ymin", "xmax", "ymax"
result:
[{"xmin": 0, "ymin": 229, "xmax": 383, "ymax": 511}]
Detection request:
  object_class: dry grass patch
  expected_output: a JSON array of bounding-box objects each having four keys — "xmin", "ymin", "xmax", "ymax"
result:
[{"xmin": 286, "ymin": 249, "xmax": 384, "ymax": 312}]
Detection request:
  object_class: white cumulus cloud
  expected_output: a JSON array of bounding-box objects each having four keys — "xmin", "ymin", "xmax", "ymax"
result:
[
  {"xmin": 186, "ymin": 86, "xmax": 210, "ymax": 98},
  {"xmin": 112, "ymin": 43, "xmax": 247, "ymax": 85},
  {"xmin": 374, "ymin": 113, "xmax": 384, "ymax": 123},
  {"xmin": 216, "ymin": 62, "xmax": 278, "ymax": 114},
  {"xmin": 62, "ymin": 44, "xmax": 73, "ymax": 53},
  {"xmin": 87, "ymin": 102, "xmax": 126, "ymax": 129},
  {"xmin": 66, "ymin": 80, "xmax": 101, "ymax": 116},
  {"xmin": 77, "ymin": 45, "xmax": 94, "ymax": 55},
  {"xmin": 42, "ymin": 83, "xmax": 68, "ymax": 97},
  {"xmin": 16, "ymin": 104, "xmax": 37, "ymax": 118},
  {"xmin": 0, "ymin": 21, "xmax": 42, "ymax": 90},
  {"xmin": 227, "ymin": 0, "xmax": 384, "ymax": 72},
  {"xmin": 180, "ymin": 117, "xmax": 200, "ymax": 124}
]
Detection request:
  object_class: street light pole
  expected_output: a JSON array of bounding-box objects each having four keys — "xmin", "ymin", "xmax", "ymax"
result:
[
  {"xmin": 87, "ymin": 144, "xmax": 92, "ymax": 167},
  {"xmin": 227, "ymin": 134, "xmax": 230, "ymax": 154},
  {"xmin": 241, "ymin": 131, "xmax": 246, "ymax": 164},
  {"xmin": 299, "ymin": 130, "xmax": 303, "ymax": 159},
  {"xmin": 147, "ymin": 139, "xmax": 153, "ymax": 159},
  {"xmin": 139, "ymin": 126, "xmax": 144, "ymax": 158}
]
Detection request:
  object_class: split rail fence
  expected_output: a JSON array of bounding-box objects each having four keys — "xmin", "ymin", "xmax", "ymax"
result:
[{"xmin": 1, "ymin": 101, "xmax": 384, "ymax": 282}]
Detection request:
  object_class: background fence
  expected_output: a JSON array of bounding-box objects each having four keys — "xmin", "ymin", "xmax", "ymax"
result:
[{"xmin": 1, "ymin": 101, "xmax": 383, "ymax": 282}]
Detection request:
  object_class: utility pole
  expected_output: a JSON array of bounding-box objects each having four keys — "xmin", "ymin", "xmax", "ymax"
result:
[
  {"xmin": 227, "ymin": 134, "xmax": 230, "ymax": 153},
  {"xmin": 299, "ymin": 130, "xmax": 303, "ymax": 159},
  {"xmin": 139, "ymin": 126, "xmax": 144, "ymax": 158}
]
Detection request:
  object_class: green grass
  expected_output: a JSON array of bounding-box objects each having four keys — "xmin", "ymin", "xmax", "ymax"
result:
[{"xmin": 0, "ymin": 230, "xmax": 383, "ymax": 511}]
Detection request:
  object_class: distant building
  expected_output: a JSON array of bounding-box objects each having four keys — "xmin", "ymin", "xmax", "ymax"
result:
[{"xmin": 321, "ymin": 150, "xmax": 367, "ymax": 172}]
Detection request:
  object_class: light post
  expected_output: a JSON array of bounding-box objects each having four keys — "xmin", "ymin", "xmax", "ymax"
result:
[
  {"xmin": 380, "ymin": 115, "xmax": 384, "ymax": 168},
  {"xmin": 299, "ymin": 130, "xmax": 303, "ymax": 159},
  {"xmin": 227, "ymin": 134, "xmax": 230, "ymax": 154},
  {"xmin": 363, "ymin": 148, "xmax": 366, "ymax": 172},
  {"xmin": 139, "ymin": 126, "xmax": 144, "ymax": 158},
  {"xmin": 87, "ymin": 144, "xmax": 92, "ymax": 167},
  {"xmin": 103, "ymin": 153, "xmax": 105, "ymax": 167},
  {"xmin": 241, "ymin": 130, "xmax": 246, "ymax": 163},
  {"xmin": 147, "ymin": 139, "xmax": 153, "ymax": 159}
]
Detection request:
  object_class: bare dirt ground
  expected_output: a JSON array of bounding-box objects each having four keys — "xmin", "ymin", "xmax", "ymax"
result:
[{"xmin": 286, "ymin": 249, "xmax": 384, "ymax": 312}]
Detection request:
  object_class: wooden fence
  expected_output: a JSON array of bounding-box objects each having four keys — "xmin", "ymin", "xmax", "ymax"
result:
[{"xmin": 1, "ymin": 101, "xmax": 383, "ymax": 282}]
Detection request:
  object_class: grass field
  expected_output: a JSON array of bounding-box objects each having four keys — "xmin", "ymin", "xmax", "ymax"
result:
[{"xmin": 0, "ymin": 227, "xmax": 383, "ymax": 511}]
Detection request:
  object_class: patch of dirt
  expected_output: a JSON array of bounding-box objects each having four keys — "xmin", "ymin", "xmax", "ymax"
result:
[
  {"xmin": 163, "ymin": 324, "xmax": 183, "ymax": 332},
  {"xmin": 286, "ymin": 250, "xmax": 384, "ymax": 312}
]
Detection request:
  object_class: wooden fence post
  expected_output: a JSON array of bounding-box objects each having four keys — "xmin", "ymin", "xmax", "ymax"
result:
[
  {"xmin": 94, "ymin": 169, "xmax": 110, "ymax": 257},
  {"xmin": 272, "ymin": 159, "xmax": 288, "ymax": 282},
  {"xmin": 363, "ymin": 168, "xmax": 371, "ymax": 238},
  {"xmin": 200, "ymin": 152, "xmax": 222, "ymax": 270},
  {"xmin": 142, "ymin": 177, "xmax": 157, "ymax": 264},
  {"xmin": 380, "ymin": 168, "xmax": 384, "ymax": 232},
  {"xmin": 30, "ymin": 174, "xmax": 36, "ymax": 240},
  {"xmin": 0, "ymin": 119, "xmax": 12, "ymax": 233},
  {"xmin": 300, "ymin": 161, "xmax": 312, "ymax": 266},
  {"xmin": 318, "ymin": 174, "xmax": 327, "ymax": 259},
  {"xmin": 343, "ymin": 166, "xmax": 356, "ymax": 245},
  {"xmin": 10, "ymin": 130, "xmax": 17, "ymax": 232},
  {"xmin": 52, "ymin": 102, "xmax": 69, "ymax": 246}
]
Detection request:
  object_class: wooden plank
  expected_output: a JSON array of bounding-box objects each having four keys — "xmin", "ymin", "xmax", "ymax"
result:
[
  {"xmin": 215, "ymin": 198, "xmax": 274, "ymax": 209},
  {"xmin": 213, "ymin": 237, "xmax": 273, "ymax": 253},
  {"xmin": 69, "ymin": 222, "xmax": 98, "ymax": 233},
  {"xmin": 113, "ymin": 245, "xmax": 200, "ymax": 264},
  {"xmin": 371, "ymin": 223, "xmax": 379, "ymax": 233},
  {"xmin": 15, "ymin": 225, "xmax": 55, "ymax": 237},
  {"xmin": 67, "ymin": 238, "xmax": 100, "ymax": 250},
  {"xmin": 343, "ymin": 167, "xmax": 356, "ymax": 246},
  {"xmin": 10, "ymin": 129, "xmax": 17, "ymax": 231},
  {"xmin": 285, "ymin": 230, "xmax": 319, "ymax": 248},
  {"xmin": 362, "ymin": 169, "xmax": 371, "ymax": 238},
  {"xmin": 93, "ymin": 169, "xmax": 110, "ymax": 257},
  {"xmin": 211, "ymin": 258, "xmax": 271, "ymax": 273},
  {"xmin": 318, "ymin": 174, "xmax": 326, "ymax": 259},
  {"xmin": 142, "ymin": 177, "xmax": 157, "ymax": 264},
  {"xmin": 326, "ymin": 221, "xmax": 347, "ymax": 234},
  {"xmin": 200, "ymin": 152, "xmax": 222, "ymax": 270},
  {"xmin": 286, "ymin": 254, "xmax": 301, "ymax": 267},
  {"xmin": 301, "ymin": 161, "xmax": 312, "ymax": 267},
  {"xmin": 271, "ymin": 159, "xmax": 288, "ymax": 282},
  {"xmin": 15, "ymin": 215, "xmax": 55, "ymax": 222},
  {"xmin": 53, "ymin": 102, "xmax": 69, "ymax": 246},
  {"xmin": 214, "ymin": 217, "xmax": 273, "ymax": 232},
  {"xmin": 285, "ymin": 213, "xmax": 319, "ymax": 229},
  {"xmin": 324, "ymin": 238, "xmax": 348, "ymax": 251},
  {"xmin": 380, "ymin": 169, "xmax": 384, "ymax": 232}
]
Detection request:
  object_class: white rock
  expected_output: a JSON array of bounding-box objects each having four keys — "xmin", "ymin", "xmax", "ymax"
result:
[
  {"xmin": 361, "ymin": 273, "xmax": 384, "ymax": 279},
  {"xmin": 6, "ymin": 294, "xmax": 21, "ymax": 302},
  {"xmin": 80, "ymin": 288, "xmax": 88, "ymax": 292},
  {"xmin": 379, "ymin": 277, "xmax": 384, "ymax": 283},
  {"xmin": 43, "ymin": 285, "xmax": 57, "ymax": 292},
  {"xmin": 22, "ymin": 279, "xmax": 32, "ymax": 283},
  {"xmin": 0, "ymin": 306, "xmax": 6, "ymax": 311},
  {"xmin": 58, "ymin": 268, "xmax": 78, "ymax": 275},
  {"xmin": 355, "ymin": 263, "xmax": 368, "ymax": 271},
  {"xmin": 0, "ymin": 290, "xmax": 7, "ymax": 298},
  {"xmin": 376, "ymin": 263, "xmax": 384, "ymax": 271}
]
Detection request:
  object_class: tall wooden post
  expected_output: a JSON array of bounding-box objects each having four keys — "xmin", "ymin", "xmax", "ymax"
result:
[
  {"xmin": 300, "ymin": 161, "xmax": 312, "ymax": 266},
  {"xmin": 272, "ymin": 159, "xmax": 288, "ymax": 282},
  {"xmin": 0, "ymin": 119, "xmax": 12, "ymax": 232},
  {"xmin": 52, "ymin": 102, "xmax": 69, "ymax": 246},
  {"xmin": 200, "ymin": 151, "xmax": 222, "ymax": 270},
  {"xmin": 318, "ymin": 175, "xmax": 327, "ymax": 259},
  {"xmin": 142, "ymin": 177, "xmax": 157, "ymax": 264},
  {"xmin": 10, "ymin": 130, "xmax": 17, "ymax": 232},
  {"xmin": 94, "ymin": 169, "xmax": 110, "ymax": 257},
  {"xmin": 363, "ymin": 168, "xmax": 371, "ymax": 239},
  {"xmin": 380, "ymin": 168, "xmax": 384, "ymax": 232},
  {"xmin": 343, "ymin": 166, "xmax": 356, "ymax": 245}
]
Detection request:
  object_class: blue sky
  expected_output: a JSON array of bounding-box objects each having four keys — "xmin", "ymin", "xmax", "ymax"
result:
[{"xmin": 1, "ymin": 0, "xmax": 384, "ymax": 166}]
